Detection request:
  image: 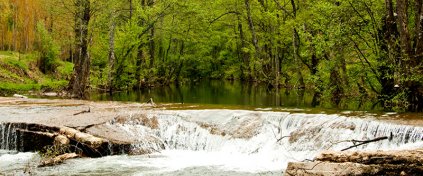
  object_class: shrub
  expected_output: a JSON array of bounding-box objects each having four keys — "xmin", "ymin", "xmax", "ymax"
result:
[{"xmin": 36, "ymin": 22, "xmax": 60, "ymax": 74}]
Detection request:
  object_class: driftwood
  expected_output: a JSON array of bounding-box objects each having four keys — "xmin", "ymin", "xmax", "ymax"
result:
[
  {"xmin": 13, "ymin": 94, "xmax": 28, "ymax": 99},
  {"xmin": 317, "ymin": 149, "xmax": 423, "ymax": 165},
  {"xmin": 341, "ymin": 136, "xmax": 388, "ymax": 151},
  {"xmin": 59, "ymin": 126, "xmax": 108, "ymax": 149},
  {"xmin": 285, "ymin": 150, "xmax": 423, "ymax": 176},
  {"xmin": 146, "ymin": 98, "xmax": 155, "ymax": 105},
  {"xmin": 73, "ymin": 107, "xmax": 91, "ymax": 116},
  {"xmin": 39, "ymin": 153, "xmax": 79, "ymax": 167}
]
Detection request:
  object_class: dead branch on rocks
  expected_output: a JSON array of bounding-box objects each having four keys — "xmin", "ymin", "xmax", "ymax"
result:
[
  {"xmin": 73, "ymin": 107, "xmax": 91, "ymax": 116},
  {"xmin": 341, "ymin": 136, "xmax": 388, "ymax": 151}
]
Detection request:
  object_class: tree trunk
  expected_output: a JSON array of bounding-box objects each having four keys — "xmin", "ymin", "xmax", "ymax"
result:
[
  {"xmin": 415, "ymin": 0, "xmax": 423, "ymax": 58},
  {"xmin": 149, "ymin": 27, "xmax": 155, "ymax": 69},
  {"xmin": 244, "ymin": 0, "xmax": 260, "ymax": 58},
  {"xmin": 135, "ymin": 44, "xmax": 145, "ymax": 89},
  {"xmin": 68, "ymin": 0, "xmax": 91, "ymax": 99},
  {"xmin": 12, "ymin": 6, "xmax": 17, "ymax": 51},
  {"xmin": 237, "ymin": 13, "xmax": 251, "ymax": 80},
  {"xmin": 396, "ymin": 0, "xmax": 412, "ymax": 60},
  {"xmin": 129, "ymin": 0, "xmax": 133, "ymax": 20},
  {"xmin": 174, "ymin": 41, "xmax": 184, "ymax": 83},
  {"xmin": 107, "ymin": 15, "xmax": 116, "ymax": 94},
  {"xmin": 290, "ymin": 0, "xmax": 304, "ymax": 89},
  {"xmin": 379, "ymin": 0, "xmax": 397, "ymax": 98},
  {"xmin": 237, "ymin": 14, "xmax": 249, "ymax": 65},
  {"xmin": 293, "ymin": 28, "xmax": 305, "ymax": 89}
]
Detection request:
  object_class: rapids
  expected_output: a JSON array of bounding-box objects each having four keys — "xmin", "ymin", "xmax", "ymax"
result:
[{"xmin": 1, "ymin": 109, "xmax": 422, "ymax": 175}]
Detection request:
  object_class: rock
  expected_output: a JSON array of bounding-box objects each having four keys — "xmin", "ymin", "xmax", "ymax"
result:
[
  {"xmin": 15, "ymin": 129, "xmax": 56, "ymax": 152},
  {"xmin": 285, "ymin": 149, "xmax": 423, "ymax": 176},
  {"xmin": 129, "ymin": 135, "xmax": 166, "ymax": 155},
  {"xmin": 13, "ymin": 94, "xmax": 28, "ymax": 99},
  {"xmin": 43, "ymin": 92, "xmax": 58, "ymax": 97},
  {"xmin": 316, "ymin": 150, "xmax": 423, "ymax": 165},
  {"xmin": 285, "ymin": 161, "xmax": 379, "ymax": 176}
]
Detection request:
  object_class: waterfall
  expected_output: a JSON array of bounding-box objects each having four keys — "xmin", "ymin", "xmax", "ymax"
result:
[
  {"xmin": 108, "ymin": 110, "xmax": 423, "ymax": 169},
  {"xmin": 1, "ymin": 110, "xmax": 422, "ymax": 174},
  {"xmin": 0, "ymin": 123, "xmax": 25, "ymax": 151},
  {"xmin": 0, "ymin": 123, "xmax": 15, "ymax": 151}
]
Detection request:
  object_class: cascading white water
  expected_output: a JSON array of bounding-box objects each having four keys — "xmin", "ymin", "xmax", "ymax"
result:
[
  {"xmin": 0, "ymin": 123, "xmax": 14, "ymax": 151},
  {"xmin": 1, "ymin": 110, "xmax": 422, "ymax": 175},
  {"xmin": 0, "ymin": 123, "xmax": 24, "ymax": 151},
  {"xmin": 105, "ymin": 110, "xmax": 423, "ymax": 173}
]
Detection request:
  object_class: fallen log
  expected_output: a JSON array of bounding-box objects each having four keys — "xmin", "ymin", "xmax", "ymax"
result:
[
  {"xmin": 285, "ymin": 149, "xmax": 423, "ymax": 176},
  {"xmin": 59, "ymin": 126, "xmax": 108, "ymax": 151},
  {"xmin": 39, "ymin": 153, "xmax": 79, "ymax": 167},
  {"xmin": 54, "ymin": 135, "xmax": 70, "ymax": 146},
  {"xmin": 285, "ymin": 161, "xmax": 423, "ymax": 176},
  {"xmin": 316, "ymin": 149, "xmax": 423, "ymax": 165}
]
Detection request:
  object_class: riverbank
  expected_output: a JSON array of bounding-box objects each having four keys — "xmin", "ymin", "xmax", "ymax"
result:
[
  {"xmin": 0, "ymin": 97, "xmax": 422, "ymax": 175},
  {"xmin": 0, "ymin": 51, "xmax": 71, "ymax": 96}
]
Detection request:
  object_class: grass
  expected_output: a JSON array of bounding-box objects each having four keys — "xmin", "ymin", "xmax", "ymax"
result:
[{"xmin": 0, "ymin": 51, "xmax": 72, "ymax": 95}]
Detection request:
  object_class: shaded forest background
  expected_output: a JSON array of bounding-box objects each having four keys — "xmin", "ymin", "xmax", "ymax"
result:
[{"xmin": 0, "ymin": 0, "xmax": 422, "ymax": 111}]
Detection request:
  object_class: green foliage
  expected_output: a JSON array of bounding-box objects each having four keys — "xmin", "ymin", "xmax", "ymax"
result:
[
  {"xmin": 39, "ymin": 144, "xmax": 73, "ymax": 160},
  {"xmin": 2, "ymin": 0, "xmax": 421, "ymax": 111},
  {"xmin": 36, "ymin": 22, "xmax": 60, "ymax": 74},
  {"xmin": 0, "ymin": 51, "xmax": 68, "ymax": 95},
  {"xmin": 56, "ymin": 61, "xmax": 74, "ymax": 79},
  {"xmin": 385, "ymin": 91, "xmax": 410, "ymax": 112}
]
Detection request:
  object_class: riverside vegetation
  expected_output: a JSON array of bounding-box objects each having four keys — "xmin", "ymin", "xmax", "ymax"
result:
[{"xmin": 0, "ymin": 0, "xmax": 422, "ymax": 112}]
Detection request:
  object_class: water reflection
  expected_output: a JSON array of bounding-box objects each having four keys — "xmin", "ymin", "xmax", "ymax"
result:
[{"xmin": 91, "ymin": 80, "xmax": 380, "ymax": 110}]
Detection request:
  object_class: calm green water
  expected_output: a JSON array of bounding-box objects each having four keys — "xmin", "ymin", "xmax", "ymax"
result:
[{"xmin": 90, "ymin": 80, "xmax": 381, "ymax": 111}]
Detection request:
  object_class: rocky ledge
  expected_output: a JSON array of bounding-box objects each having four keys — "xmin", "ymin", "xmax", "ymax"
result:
[
  {"xmin": 0, "ymin": 97, "xmax": 163, "ymax": 163},
  {"xmin": 285, "ymin": 149, "xmax": 423, "ymax": 176}
]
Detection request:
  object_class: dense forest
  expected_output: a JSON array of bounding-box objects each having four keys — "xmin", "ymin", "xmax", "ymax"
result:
[{"xmin": 0, "ymin": 0, "xmax": 422, "ymax": 111}]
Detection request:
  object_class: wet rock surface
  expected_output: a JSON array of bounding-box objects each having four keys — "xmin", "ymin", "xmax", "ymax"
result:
[
  {"xmin": 285, "ymin": 149, "xmax": 423, "ymax": 176},
  {"xmin": 0, "ymin": 97, "xmax": 158, "ymax": 157},
  {"xmin": 1, "ymin": 97, "xmax": 422, "ymax": 173}
]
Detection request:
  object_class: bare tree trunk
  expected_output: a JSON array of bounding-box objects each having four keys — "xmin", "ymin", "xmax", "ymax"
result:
[
  {"xmin": 293, "ymin": 28, "xmax": 305, "ymax": 89},
  {"xmin": 149, "ymin": 27, "xmax": 155, "ymax": 68},
  {"xmin": 129, "ymin": 0, "xmax": 133, "ymax": 19},
  {"xmin": 290, "ymin": 0, "xmax": 304, "ymax": 89},
  {"xmin": 12, "ymin": 5, "xmax": 17, "ymax": 51},
  {"xmin": 0, "ymin": 27, "xmax": 4, "ymax": 50},
  {"xmin": 107, "ymin": 15, "xmax": 116, "ymax": 94},
  {"xmin": 237, "ymin": 13, "xmax": 250, "ymax": 80},
  {"xmin": 68, "ymin": 0, "xmax": 91, "ymax": 99},
  {"xmin": 135, "ymin": 44, "xmax": 144, "ymax": 89},
  {"xmin": 379, "ymin": 0, "xmax": 398, "ymax": 98},
  {"xmin": 396, "ymin": 0, "xmax": 412, "ymax": 59},
  {"xmin": 244, "ymin": 0, "xmax": 260, "ymax": 57},
  {"xmin": 174, "ymin": 41, "xmax": 184, "ymax": 83},
  {"xmin": 415, "ymin": 0, "xmax": 423, "ymax": 57},
  {"xmin": 24, "ymin": 0, "xmax": 29, "ymax": 52}
]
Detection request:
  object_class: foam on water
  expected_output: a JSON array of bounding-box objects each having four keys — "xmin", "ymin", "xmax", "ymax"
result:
[
  {"xmin": 1, "ymin": 110, "xmax": 422, "ymax": 175},
  {"xmin": 100, "ymin": 110, "xmax": 423, "ymax": 173},
  {"xmin": 0, "ymin": 150, "xmax": 38, "ymax": 174}
]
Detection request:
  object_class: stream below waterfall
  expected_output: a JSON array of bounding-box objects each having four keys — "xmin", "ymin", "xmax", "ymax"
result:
[{"xmin": 1, "ymin": 108, "xmax": 423, "ymax": 175}]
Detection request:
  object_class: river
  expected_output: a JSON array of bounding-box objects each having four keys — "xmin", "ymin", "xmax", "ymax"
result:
[
  {"xmin": 0, "ymin": 81, "xmax": 422, "ymax": 175},
  {"xmin": 90, "ymin": 80, "xmax": 381, "ymax": 111}
]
